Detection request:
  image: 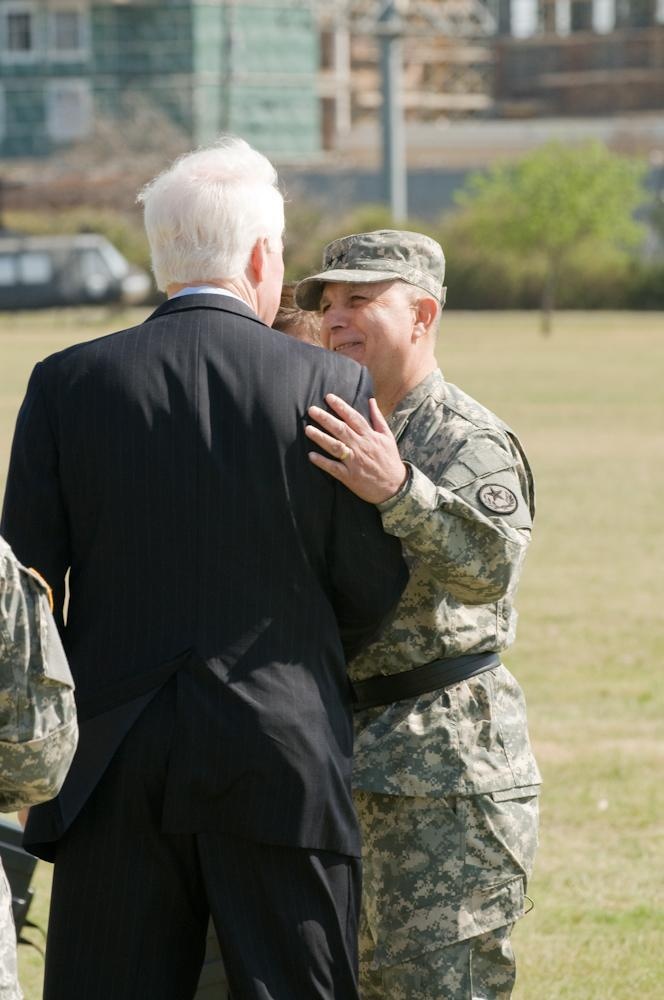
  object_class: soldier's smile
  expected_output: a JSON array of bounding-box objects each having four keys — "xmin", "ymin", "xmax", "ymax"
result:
[{"xmin": 333, "ymin": 338, "xmax": 364, "ymax": 359}]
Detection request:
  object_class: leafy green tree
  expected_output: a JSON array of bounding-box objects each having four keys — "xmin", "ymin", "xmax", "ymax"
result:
[{"xmin": 454, "ymin": 142, "xmax": 648, "ymax": 333}]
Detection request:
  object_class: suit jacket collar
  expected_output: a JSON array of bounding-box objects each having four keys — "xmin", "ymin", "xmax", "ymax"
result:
[{"xmin": 145, "ymin": 292, "xmax": 268, "ymax": 328}]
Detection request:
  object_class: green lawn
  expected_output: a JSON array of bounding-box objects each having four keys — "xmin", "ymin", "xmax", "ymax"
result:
[{"xmin": 1, "ymin": 308, "xmax": 663, "ymax": 999}]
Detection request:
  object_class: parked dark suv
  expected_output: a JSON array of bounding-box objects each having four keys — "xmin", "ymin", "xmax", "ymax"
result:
[{"xmin": 0, "ymin": 232, "xmax": 151, "ymax": 309}]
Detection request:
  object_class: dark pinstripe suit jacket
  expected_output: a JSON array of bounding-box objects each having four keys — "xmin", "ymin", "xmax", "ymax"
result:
[{"xmin": 1, "ymin": 294, "xmax": 407, "ymax": 860}]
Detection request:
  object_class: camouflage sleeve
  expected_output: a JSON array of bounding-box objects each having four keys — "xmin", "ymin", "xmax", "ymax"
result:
[
  {"xmin": 0, "ymin": 541, "xmax": 78, "ymax": 813},
  {"xmin": 377, "ymin": 430, "xmax": 532, "ymax": 605},
  {"xmin": 0, "ymin": 864, "xmax": 21, "ymax": 999}
]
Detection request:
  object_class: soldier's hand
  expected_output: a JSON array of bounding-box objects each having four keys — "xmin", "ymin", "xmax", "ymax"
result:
[{"xmin": 306, "ymin": 395, "xmax": 407, "ymax": 504}]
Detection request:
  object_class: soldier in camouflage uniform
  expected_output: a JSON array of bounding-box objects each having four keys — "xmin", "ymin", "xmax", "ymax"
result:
[
  {"xmin": 297, "ymin": 231, "xmax": 540, "ymax": 999},
  {"xmin": 0, "ymin": 537, "xmax": 77, "ymax": 1000}
]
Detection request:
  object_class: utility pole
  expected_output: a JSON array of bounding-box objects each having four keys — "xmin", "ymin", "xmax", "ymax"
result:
[
  {"xmin": 220, "ymin": 0, "xmax": 236, "ymax": 132},
  {"xmin": 378, "ymin": 0, "xmax": 408, "ymax": 221},
  {"xmin": 318, "ymin": 1, "xmax": 498, "ymax": 220}
]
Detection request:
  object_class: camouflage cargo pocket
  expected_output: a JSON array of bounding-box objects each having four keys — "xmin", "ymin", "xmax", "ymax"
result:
[{"xmin": 358, "ymin": 786, "xmax": 540, "ymax": 967}]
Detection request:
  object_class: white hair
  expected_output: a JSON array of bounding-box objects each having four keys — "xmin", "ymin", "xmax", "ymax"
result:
[{"xmin": 137, "ymin": 135, "xmax": 284, "ymax": 291}]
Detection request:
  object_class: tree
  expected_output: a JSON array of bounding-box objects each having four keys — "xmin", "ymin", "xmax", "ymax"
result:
[{"xmin": 454, "ymin": 142, "xmax": 648, "ymax": 333}]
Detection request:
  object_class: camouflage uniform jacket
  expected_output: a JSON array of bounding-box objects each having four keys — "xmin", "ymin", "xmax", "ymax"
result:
[
  {"xmin": 0, "ymin": 537, "xmax": 78, "ymax": 1000},
  {"xmin": 351, "ymin": 369, "xmax": 541, "ymax": 798}
]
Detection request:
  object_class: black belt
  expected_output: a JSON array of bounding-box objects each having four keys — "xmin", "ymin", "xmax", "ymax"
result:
[{"xmin": 351, "ymin": 651, "xmax": 501, "ymax": 712}]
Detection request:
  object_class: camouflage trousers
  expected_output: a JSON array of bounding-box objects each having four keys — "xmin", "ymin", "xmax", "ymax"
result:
[
  {"xmin": 355, "ymin": 786, "xmax": 539, "ymax": 1000},
  {"xmin": 359, "ymin": 922, "xmax": 516, "ymax": 1000},
  {"xmin": 0, "ymin": 866, "xmax": 22, "ymax": 1000}
]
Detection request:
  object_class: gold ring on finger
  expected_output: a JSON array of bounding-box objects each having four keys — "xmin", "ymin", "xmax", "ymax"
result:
[{"xmin": 339, "ymin": 445, "xmax": 351, "ymax": 462}]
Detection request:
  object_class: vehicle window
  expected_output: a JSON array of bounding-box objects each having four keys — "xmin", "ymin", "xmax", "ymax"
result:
[
  {"xmin": 79, "ymin": 249, "xmax": 109, "ymax": 277},
  {"xmin": 0, "ymin": 254, "xmax": 17, "ymax": 285},
  {"xmin": 78, "ymin": 249, "xmax": 112, "ymax": 296},
  {"xmin": 19, "ymin": 252, "xmax": 52, "ymax": 284},
  {"xmin": 96, "ymin": 240, "xmax": 129, "ymax": 279}
]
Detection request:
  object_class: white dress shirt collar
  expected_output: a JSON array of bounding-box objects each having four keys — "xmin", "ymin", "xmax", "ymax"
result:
[{"xmin": 170, "ymin": 285, "xmax": 246, "ymax": 305}]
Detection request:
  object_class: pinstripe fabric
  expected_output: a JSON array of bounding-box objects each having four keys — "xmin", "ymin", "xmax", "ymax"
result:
[
  {"xmin": 1, "ymin": 294, "xmax": 406, "ymax": 994},
  {"xmin": 199, "ymin": 834, "xmax": 361, "ymax": 999},
  {"xmin": 2, "ymin": 294, "xmax": 406, "ymax": 857},
  {"xmin": 44, "ymin": 679, "xmax": 361, "ymax": 999},
  {"xmin": 43, "ymin": 680, "xmax": 209, "ymax": 1000}
]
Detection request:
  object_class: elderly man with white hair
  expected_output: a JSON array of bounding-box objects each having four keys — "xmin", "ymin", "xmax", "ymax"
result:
[{"xmin": 1, "ymin": 140, "xmax": 407, "ymax": 1000}]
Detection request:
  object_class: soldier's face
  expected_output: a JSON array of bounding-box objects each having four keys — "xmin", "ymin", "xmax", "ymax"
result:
[{"xmin": 319, "ymin": 280, "xmax": 418, "ymax": 384}]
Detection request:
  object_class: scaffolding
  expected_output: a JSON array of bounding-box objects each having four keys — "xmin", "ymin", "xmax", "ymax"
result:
[{"xmin": 315, "ymin": 0, "xmax": 498, "ymax": 149}]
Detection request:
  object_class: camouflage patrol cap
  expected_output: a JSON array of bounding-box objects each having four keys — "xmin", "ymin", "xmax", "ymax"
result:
[{"xmin": 295, "ymin": 230, "xmax": 446, "ymax": 311}]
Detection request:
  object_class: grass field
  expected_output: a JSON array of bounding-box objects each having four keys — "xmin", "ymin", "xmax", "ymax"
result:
[{"xmin": 1, "ymin": 308, "xmax": 663, "ymax": 999}]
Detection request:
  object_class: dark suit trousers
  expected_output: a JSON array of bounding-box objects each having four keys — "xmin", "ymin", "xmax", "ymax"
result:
[{"xmin": 43, "ymin": 681, "xmax": 361, "ymax": 1000}]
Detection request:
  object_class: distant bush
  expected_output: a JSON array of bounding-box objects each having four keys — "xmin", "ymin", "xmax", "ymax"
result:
[
  {"xmin": 623, "ymin": 260, "xmax": 664, "ymax": 309},
  {"xmin": 284, "ymin": 193, "xmax": 664, "ymax": 316},
  {"xmin": 434, "ymin": 211, "xmax": 542, "ymax": 310},
  {"xmin": 438, "ymin": 217, "xmax": 664, "ymax": 312},
  {"xmin": 6, "ymin": 196, "xmax": 663, "ymax": 314}
]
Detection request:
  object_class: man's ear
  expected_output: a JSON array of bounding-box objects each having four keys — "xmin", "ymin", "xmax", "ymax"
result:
[
  {"xmin": 249, "ymin": 238, "xmax": 267, "ymax": 285},
  {"xmin": 413, "ymin": 294, "xmax": 439, "ymax": 340}
]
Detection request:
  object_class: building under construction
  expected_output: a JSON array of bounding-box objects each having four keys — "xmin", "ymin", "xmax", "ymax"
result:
[
  {"xmin": 317, "ymin": 0, "xmax": 664, "ymax": 148},
  {"xmin": 0, "ymin": 1, "xmax": 661, "ymax": 163}
]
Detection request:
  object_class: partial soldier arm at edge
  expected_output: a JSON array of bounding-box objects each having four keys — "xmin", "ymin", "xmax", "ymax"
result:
[{"xmin": 0, "ymin": 542, "xmax": 78, "ymax": 813}]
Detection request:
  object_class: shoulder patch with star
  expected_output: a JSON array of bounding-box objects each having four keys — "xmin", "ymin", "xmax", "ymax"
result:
[{"xmin": 478, "ymin": 483, "xmax": 518, "ymax": 515}]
